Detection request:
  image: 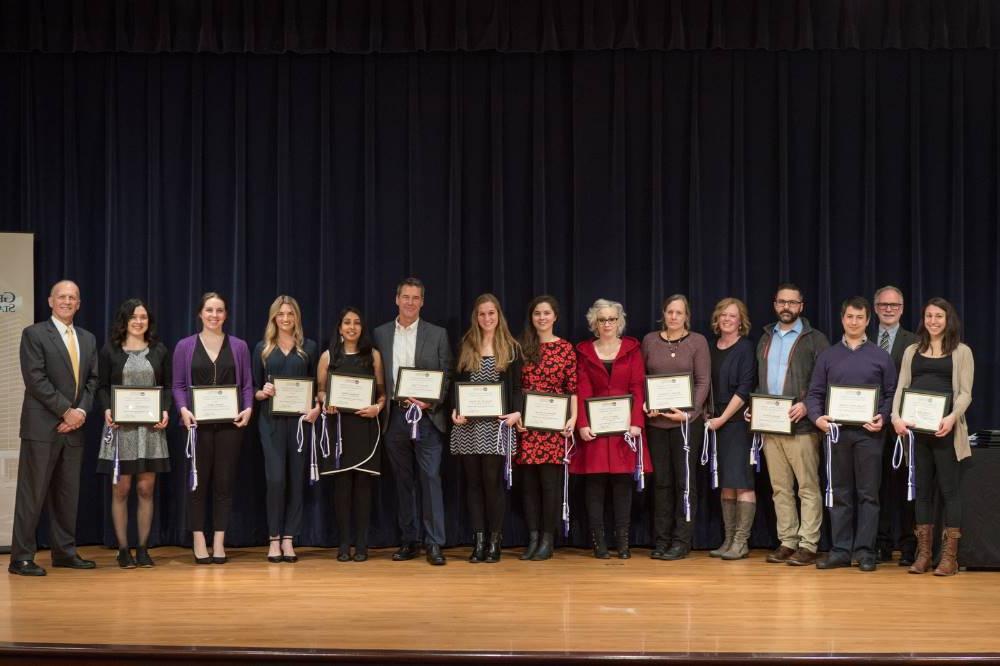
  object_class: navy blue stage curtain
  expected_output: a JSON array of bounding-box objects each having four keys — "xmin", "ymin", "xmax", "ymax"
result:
[
  {"xmin": 3, "ymin": 0, "xmax": 1000, "ymax": 53},
  {"xmin": 0, "ymin": 48, "xmax": 997, "ymax": 552}
]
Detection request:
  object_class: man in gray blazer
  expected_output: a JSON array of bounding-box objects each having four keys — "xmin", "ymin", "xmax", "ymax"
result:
[
  {"xmin": 373, "ymin": 277, "xmax": 452, "ymax": 565},
  {"xmin": 9, "ymin": 280, "xmax": 99, "ymax": 576},
  {"xmin": 872, "ymin": 285, "xmax": 920, "ymax": 566}
]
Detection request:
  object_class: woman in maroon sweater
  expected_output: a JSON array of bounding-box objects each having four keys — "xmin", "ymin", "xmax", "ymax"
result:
[
  {"xmin": 572, "ymin": 298, "xmax": 651, "ymax": 559},
  {"xmin": 641, "ymin": 294, "xmax": 711, "ymax": 561}
]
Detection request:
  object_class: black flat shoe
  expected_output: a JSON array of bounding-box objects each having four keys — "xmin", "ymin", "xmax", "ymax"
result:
[
  {"xmin": 51, "ymin": 554, "xmax": 96, "ymax": 569},
  {"xmin": 353, "ymin": 549, "xmax": 369, "ymax": 562},
  {"xmin": 661, "ymin": 544, "xmax": 689, "ymax": 561},
  {"xmin": 337, "ymin": 545, "xmax": 352, "ymax": 562},
  {"xmin": 194, "ymin": 554, "xmax": 213, "ymax": 565},
  {"xmin": 8, "ymin": 560, "xmax": 45, "ymax": 576},
  {"xmin": 393, "ymin": 542, "xmax": 421, "ymax": 561},
  {"xmin": 212, "ymin": 556, "xmax": 228, "ymax": 565},
  {"xmin": 134, "ymin": 547, "xmax": 154, "ymax": 568},
  {"xmin": 117, "ymin": 548, "xmax": 137, "ymax": 569},
  {"xmin": 426, "ymin": 543, "xmax": 447, "ymax": 565}
]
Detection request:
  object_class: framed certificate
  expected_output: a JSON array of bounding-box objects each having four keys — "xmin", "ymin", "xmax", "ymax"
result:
[
  {"xmin": 899, "ymin": 389, "xmax": 951, "ymax": 434},
  {"xmin": 394, "ymin": 367, "xmax": 446, "ymax": 404},
  {"xmin": 826, "ymin": 384, "xmax": 880, "ymax": 425},
  {"xmin": 191, "ymin": 385, "xmax": 240, "ymax": 423},
  {"xmin": 645, "ymin": 373, "xmax": 694, "ymax": 411},
  {"xmin": 749, "ymin": 393, "xmax": 795, "ymax": 435},
  {"xmin": 327, "ymin": 372, "xmax": 376, "ymax": 412},
  {"xmin": 270, "ymin": 376, "xmax": 315, "ymax": 416},
  {"xmin": 522, "ymin": 392, "xmax": 571, "ymax": 432},
  {"xmin": 585, "ymin": 395, "xmax": 633, "ymax": 437},
  {"xmin": 111, "ymin": 385, "xmax": 162, "ymax": 425},
  {"xmin": 456, "ymin": 382, "xmax": 506, "ymax": 418}
]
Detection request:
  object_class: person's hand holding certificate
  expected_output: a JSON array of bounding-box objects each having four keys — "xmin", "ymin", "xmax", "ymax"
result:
[
  {"xmin": 522, "ymin": 392, "xmax": 571, "ymax": 432},
  {"xmin": 456, "ymin": 382, "xmax": 505, "ymax": 418},
  {"xmin": 645, "ymin": 373, "xmax": 693, "ymax": 412},
  {"xmin": 327, "ymin": 372, "xmax": 376, "ymax": 412},
  {"xmin": 585, "ymin": 395, "xmax": 633, "ymax": 436},
  {"xmin": 270, "ymin": 377, "xmax": 315, "ymax": 415},
  {"xmin": 749, "ymin": 394, "xmax": 794, "ymax": 435},
  {"xmin": 111, "ymin": 386, "xmax": 162, "ymax": 425},
  {"xmin": 191, "ymin": 385, "xmax": 240, "ymax": 423},
  {"xmin": 898, "ymin": 389, "xmax": 951, "ymax": 435},
  {"xmin": 395, "ymin": 367, "xmax": 445, "ymax": 404},
  {"xmin": 825, "ymin": 384, "xmax": 880, "ymax": 426}
]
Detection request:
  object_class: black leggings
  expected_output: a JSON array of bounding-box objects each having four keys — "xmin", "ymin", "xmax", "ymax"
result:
[
  {"xmin": 188, "ymin": 424, "xmax": 243, "ymax": 532},
  {"xmin": 914, "ymin": 432, "xmax": 963, "ymax": 527},
  {"xmin": 584, "ymin": 473, "xmax": 633, "ymax": 532},
  {"xmin": 519, "ymin": 463, "xmax": 562, "ymax": 534},
  {"xmin": 333, "ymin": 470, "xmax": 374, "ymax": 548},
  {"xmin": 462, "ymin": 454, "xmax": 507, "ymax": 532}
]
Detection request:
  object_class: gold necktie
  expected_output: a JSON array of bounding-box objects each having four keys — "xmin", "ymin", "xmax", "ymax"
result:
[{"xmin": 65, "ymin": 326, "xmax": 80, "ymax": 394}]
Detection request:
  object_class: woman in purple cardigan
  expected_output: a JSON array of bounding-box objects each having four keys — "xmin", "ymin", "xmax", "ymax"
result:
[{"xmin": 172, "ymin": 292, "xmax": 254, "ymax": 564}]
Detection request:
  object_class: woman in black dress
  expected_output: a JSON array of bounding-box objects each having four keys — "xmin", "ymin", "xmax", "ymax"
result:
[
  {"xmin": 97, "ymin": 298, "xmax": 171, "ymax": 568},
  {"xmin": 317, "ymin": 307, "xmax": 385, "ymax": 562},
  {"xmin": 253, "ymin": 295, "xmax": 320, "ymax": 564},
  {"xmin": 703, "ymin": 298, "xmax": 757, "ymax": 560}
]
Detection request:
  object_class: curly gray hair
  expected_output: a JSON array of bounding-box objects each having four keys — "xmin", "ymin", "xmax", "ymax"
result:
[{"xmin": 585, "ymin": 298, "xmax": 626, "ymax": 337}]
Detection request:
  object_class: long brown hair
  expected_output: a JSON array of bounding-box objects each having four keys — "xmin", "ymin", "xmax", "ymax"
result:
[
  {"xmin": 916, "ymin": 297, "xmax": 962, "ymax": 355},
  {"xmin": 519, "ymin": 295, "xmax": 560, "ymax": 365},
  {"xmin": 457, "ymin": 293, "xmax": 520, "ymax": 372}
]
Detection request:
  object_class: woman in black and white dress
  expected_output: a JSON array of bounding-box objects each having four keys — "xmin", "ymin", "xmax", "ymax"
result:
[{"xmin": 450, "ymin": 293, "xmax": 522, "ymax": 563}]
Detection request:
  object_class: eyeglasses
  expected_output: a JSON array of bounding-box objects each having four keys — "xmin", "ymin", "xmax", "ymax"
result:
[
  {"xmin": 597, "ymin": 317, "xmax": 619, "ymax": 324},
  {"xmin": 774, "ymin": 300, "xmax": 802, "ymax": 307},
  {"xmin": 875, "ymin": 302, "xmax": 902, "ymax": 310}
]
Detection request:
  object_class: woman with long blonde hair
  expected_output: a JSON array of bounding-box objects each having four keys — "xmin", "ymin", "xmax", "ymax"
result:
[
  {"xmin": 450, "ymin": 293, "xmax": 523, "ymax": 563},
  {"xmin": 252, "ymin": 295, "xmax": 320, "ymax": 563}
]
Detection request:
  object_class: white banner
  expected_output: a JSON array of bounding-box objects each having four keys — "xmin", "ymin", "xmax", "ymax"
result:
[{"xmin": 0, "ymin": 233, "xmax": 34, "ymax": 550}]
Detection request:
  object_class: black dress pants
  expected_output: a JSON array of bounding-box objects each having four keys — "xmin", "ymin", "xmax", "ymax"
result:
[
  {"xmin": 828, "ymin": 427, "xmax": 882, "ymax": 559},
  {"xmin": 333, "ymin": 470, "xmax": 374, "ymax": 548},
  {"xmin": 647, "ymin": 421, "xmax": 703, "ymax": 549},
  {"xmin": 188, "ymin": 424, "xmax": 243, "ymax": 532}
]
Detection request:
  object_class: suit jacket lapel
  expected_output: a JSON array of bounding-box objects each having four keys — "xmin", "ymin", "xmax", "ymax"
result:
[
  {"xmin": 46, "ymin": 320, "xmax": 75, "ymax": 378},
  {"xmin": 414, "ymin": 321, "xmax": 428, "ymax": 367}
]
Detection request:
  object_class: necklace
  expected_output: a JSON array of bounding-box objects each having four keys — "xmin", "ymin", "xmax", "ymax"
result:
[{"xmin": 660, "ymin": 331, "xmax": 688, "ymax": 358}]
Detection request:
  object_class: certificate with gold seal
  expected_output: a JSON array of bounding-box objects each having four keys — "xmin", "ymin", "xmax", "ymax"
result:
[
  {"xmin": 826, "ymin": 384, "xmax": 880, "ymax": 425},
  {"xmin": 456, "ymin": 382, "xmax": 506, "ymax": 418},
  {"xmin": 270, "ymin": 376, "xmax": 315, "ymax": 415},
  {"xmin": 749, "ymin": 393, "xmax": 795, "ymax": 435},
  {"xmin": 585, "ymin": 395, "xmax": 633, "ymax": 436},
  {"xmin": 645, "ymin": 373, "xmax": 694, "ymax": 411},
  {"xmin": 191, "ymin": 385, "xmax": 240, "ymax": 423},
  {"xmin": 111, "ymin": 386, "xmax": 162, "ymax": 425},
  {"xmin": 899, "ymin": 389, "xmax": 950, "ymax": 434},
  {"xmin": 394, "ymin": 367, "xmax": 446, "ymax": 404},
  {"xmin": 327, "ymin": 372, "xmax": 376, "ymax": 412},
  {"xmin": 522, "ymin": 392, "xmax": 571, "ymax": 432}
]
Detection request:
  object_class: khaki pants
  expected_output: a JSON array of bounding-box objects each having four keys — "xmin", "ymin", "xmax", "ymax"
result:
[{"xmin": 763, "ymin": 432, "xmax": 821, "ymax": 553}]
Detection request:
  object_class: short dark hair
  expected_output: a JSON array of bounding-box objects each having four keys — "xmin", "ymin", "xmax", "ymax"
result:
[
  {"xmin": 775, "ymin": 282, "xmax": 803, "ymax": 301},
  {"xmin": 840, "ymin": 296, "xmax": 870, "ymax": 318},
  {"xmin": 396, "ymin": 277, "xmax": 425, "ymax": 296}
]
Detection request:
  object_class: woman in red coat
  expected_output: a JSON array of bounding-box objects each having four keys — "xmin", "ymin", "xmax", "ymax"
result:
[{"xmin": 573, "ymin": 298, "xmax": 651, "ymax": 559}]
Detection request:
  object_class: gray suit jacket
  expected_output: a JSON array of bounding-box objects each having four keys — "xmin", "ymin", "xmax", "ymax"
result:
[
  {"xmin": 19, "ymin": 319, "xmax": 99, "ymax": 444},
  {"xmin": 373, "ymin": 318, "xmax": 453, "ymax": 433}
]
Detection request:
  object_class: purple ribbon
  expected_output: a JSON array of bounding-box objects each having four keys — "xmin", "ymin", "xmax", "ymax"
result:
[
  {"xmin": 699, "ymin": 426, "xmax": 718, "ymax": 490},
  {"xmin": 405, "ymin": 403, "xmax": 423, "ymax": 441},
  {"xmin": 185, "ymin": 425, "xmax": 199, "ymax": 491},
  {"xmin": 624, "ymin": 431, "xmax": 645, "ymax": 492},
  {"xmin": 824, "ymin": 422, "xmax": 840, "ymax": 508},
  {"xmin": 892, "ymin": 430, "xmax": 917, "ymax": 502},
  {"xmin": 561, "ymin": 433, "xmax": 576, "ymax": 536}
]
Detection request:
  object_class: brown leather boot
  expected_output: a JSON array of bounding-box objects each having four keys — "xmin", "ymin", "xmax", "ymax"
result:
[
  {"xmin": 933, "ymin": 528, "xmax": 961, "ymax": 576},
  {"xmin": 908, "ymin": 524, "xmax": 933, "ymax": 574}
]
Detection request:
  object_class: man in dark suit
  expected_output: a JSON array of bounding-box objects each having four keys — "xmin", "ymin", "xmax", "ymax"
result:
[
  {"xmin": 9, "ymin": 280, "xmax": 99, "ymax": 576},
  {"xmin": 373, "ymin": 277, "xmax": 453, "ymax": 565},
  {"xmin": 872, "ymin": 285, "xmax": 919, "ymax": 566}
]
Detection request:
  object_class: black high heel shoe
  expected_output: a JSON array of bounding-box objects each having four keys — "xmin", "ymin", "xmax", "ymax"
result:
[
  {"xmin": 281, "ymin": 537, "xmax": 298, "ymax": 563},
  {"xmin": 267, "ymin": 537, "xmax": 283, "ymax": 564}
]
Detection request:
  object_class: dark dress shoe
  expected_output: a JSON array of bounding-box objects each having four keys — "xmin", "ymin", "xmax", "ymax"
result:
[
  {"xmin": 426, "ymin": 543, "xmax": 447, "ymax": 566},
  {"xmin": 786, "ymin": 548, "xmax": 817, "ymax": 566},
  {"xmin": 135, "ymin": 547, "xmax": 155, "ymax": 568},
  {"xmin": 650, "ymin": 544, "xmax": 669, "ymax": 560},
  {"xmin": 661, "ymin": 544, "xmax": 689, "ymax": 561},
  {"xmin": 876, "ymin": 545, "xmax": 893, "ymax": 563},
  {"xmin": 212, "ymin": 556, "xmax": 228, "ymax": 565},
  {"xmin": 392, "ymin": 542, "xmax": 421, "ymax": 561},
  {"xmin": 194, "ymin": 554, "xmax": 213, "ymax": 565},
  {"xmin": 282, "ymin": 554, "xmax": 299, "ymax": 563},
  {"xmin": 858, "ymin": 556, "xmax": 878, "ymax": 572},
  {"xmin": 8, "ymin": 560, "xmax": 46, "ymax": 576},
  {"xmin": 898, "ymin": 547, "xmax": 916, "ymax": 567},
  {"xmin": 353, "ymin": 548, "xmax": 368, "ymax": 562},
  {"xmin": 531, "ymin": 533, "xmax": 554, "ymax": 561},
  {"xmin": 267, "ymin": 554, "xmax": 284, "ymax": 564},
  {"xmin": 117, "ymin": 548, "xmax": 137, "ymax": 569},
  {"xmin": 52, "ymin": 554, "xmax": 96, "ymax": 569},
  {"xmin": 815, "ymin": 554, "xmax": 851, "ymax": 570},
  {"xmin": 766, "ymin": 545, "xmax": 796, "ymax": 563}
]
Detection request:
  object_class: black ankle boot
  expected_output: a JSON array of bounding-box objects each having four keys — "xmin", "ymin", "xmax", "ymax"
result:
[
  {"xmin": 520, "ymin": 531, "xmax": 539, "ymax": 560},
  {"xmin": 531, "ymin": 532, "xmax": 554, "ymax": 561},
  {"xmin": 469, "ymin": 531, "xmax": 487, "ymax": 563},
  {"xmin": 485, "ymin": 532, "xmax": 503, "ymax": 563},
  {"xmin": 116, "ymin": 548, "xmax": 136, "ymax": 569},
  {"xmin": 616, "ymin": 527, "xmax": 631, "ymax": 560},
  {"xmin": 591, "ymin": 528, "xmax": 610, "ymax": 559}
]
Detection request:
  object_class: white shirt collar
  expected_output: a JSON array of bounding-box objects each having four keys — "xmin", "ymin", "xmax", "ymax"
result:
[
  {"xmin": 51, "ymin": 316, "xmax": 74, "ymax": 335},
  {"xmin": 395, "ymin": 317, "xmax": 419, "ymax": 332},
  {"xmin": 878, "ymin": 323, "xmax": 900, "ymax": 335}
]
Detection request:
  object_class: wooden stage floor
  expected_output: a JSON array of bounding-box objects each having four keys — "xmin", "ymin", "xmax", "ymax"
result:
[{"xmin": 1, "ymin": 545, "xmax": 998, "ymax": 663}]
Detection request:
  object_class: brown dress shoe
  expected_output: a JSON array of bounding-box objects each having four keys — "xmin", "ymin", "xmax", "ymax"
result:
[
  {"xmin": 766, "ymin": 545, "xmax": 796, "ymax": 563},
  {"xmin": 786, "ymin": 547, "xmax": 817, "ymax": 566}
]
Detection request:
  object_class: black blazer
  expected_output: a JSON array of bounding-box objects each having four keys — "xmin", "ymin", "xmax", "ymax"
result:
[
  {"xmin": 452, "ymin": 352, "xmax": 523, "ymax": 416},
  {"xmin": 97, "ymin": 341, "xmax": 173, "ymax": 413},
  {"xmin": 888, "ymin": 327, "xmax": 919, "ymax": 372}
]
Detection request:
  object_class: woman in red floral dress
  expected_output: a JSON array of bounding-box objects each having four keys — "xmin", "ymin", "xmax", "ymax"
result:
[{"xmin": 515, "ymin": 295, "xmax": 578, "ymax": 561}]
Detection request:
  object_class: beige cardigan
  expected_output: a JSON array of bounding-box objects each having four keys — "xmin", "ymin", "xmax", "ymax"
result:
[{"xmin": 891, "ymin": 342, "xmax": 974, "ymax": 461}]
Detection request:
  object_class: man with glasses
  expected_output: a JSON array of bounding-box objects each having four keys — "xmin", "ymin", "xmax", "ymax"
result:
[
  {"xmin": 871, "ymin": 286, "xmax": 919, "ymax": 565},
  {"xmin": 753, "ymin": 283, "xmax": 829, "ymax": 566}
]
